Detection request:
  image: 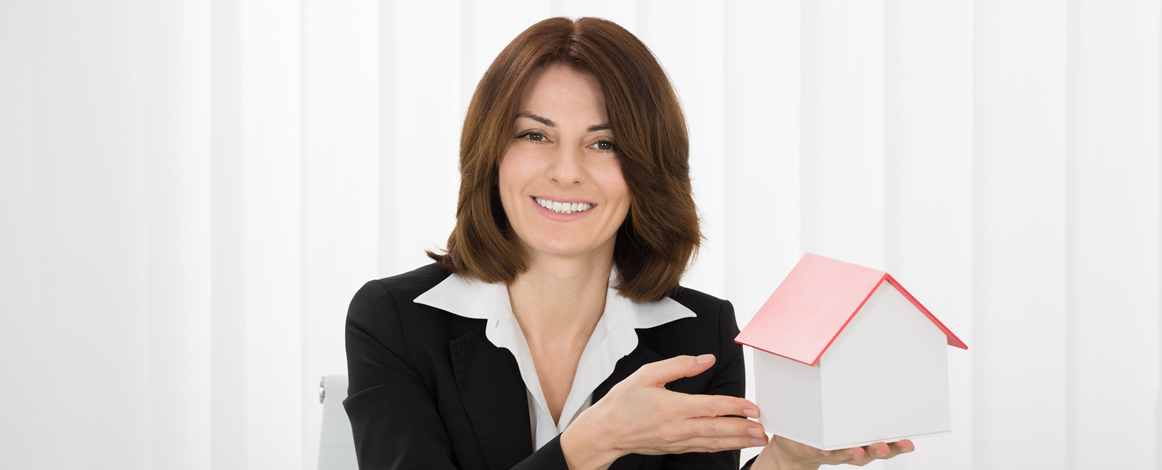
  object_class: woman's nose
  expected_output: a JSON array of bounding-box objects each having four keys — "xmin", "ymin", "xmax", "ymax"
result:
[{"xmin": 548, "ymin": 144, "xmax": 585, "ymax": 187}]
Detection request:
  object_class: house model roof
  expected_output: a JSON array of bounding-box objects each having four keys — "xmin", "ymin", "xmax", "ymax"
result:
[{"xmin": 735, "ymin": 253, "xmax": 967, "ymax": 366}]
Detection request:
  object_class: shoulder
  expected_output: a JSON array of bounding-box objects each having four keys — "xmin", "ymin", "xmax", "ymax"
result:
[
  {"xmin": 667, "ymin": 285, "xmax": 732, "ymax": 318},
  {"xmin": 347, "ymin": 263, "xmax": 481, "ymax": 346},
  {"xmin": 347, "ymin": 264, "xmax": 451, "ymax": 327},
  {"xmin": 667, "ymin": 285, "xmax": 738, "ymax": 335},
  {"xmin": 353, "ymin": 263, "xmax": 453, "ymax": 304}
]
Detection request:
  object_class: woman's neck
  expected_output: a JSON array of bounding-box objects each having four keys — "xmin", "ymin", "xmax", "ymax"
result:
[{"xmin": 507, "ymin": 254, "xmax": 613, "ymax": 350}]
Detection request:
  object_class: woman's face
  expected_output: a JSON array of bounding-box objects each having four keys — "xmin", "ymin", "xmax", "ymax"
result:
[{"xmin": 497, "ymin": 64, "xmax": 630, "ymax": 264}]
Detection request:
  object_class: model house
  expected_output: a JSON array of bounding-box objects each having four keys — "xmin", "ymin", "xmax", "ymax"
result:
[{"xmin": 735, "ymin": 253, "xmax": 967, "ymax": 450}]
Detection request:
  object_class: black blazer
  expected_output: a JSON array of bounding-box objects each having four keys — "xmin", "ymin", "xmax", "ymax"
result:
[{"xmin": 344, "ymin": 264, "xmax": 758, "ymax": 469}]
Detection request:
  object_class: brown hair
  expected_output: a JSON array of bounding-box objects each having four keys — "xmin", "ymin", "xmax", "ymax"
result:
[{"xmin": 428, "ymin": 17, "xmax": 700, "ymax": 302}]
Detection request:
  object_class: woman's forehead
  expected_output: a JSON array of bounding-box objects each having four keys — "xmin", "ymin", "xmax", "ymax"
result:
[{"xmin": 516, "ymin": 64, "xmax": 608, "ymax": 126}]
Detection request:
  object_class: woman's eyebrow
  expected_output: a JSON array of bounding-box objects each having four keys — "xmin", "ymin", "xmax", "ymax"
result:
[
  {"xmin": 516, "ymin": 111, "xmax": 555, "ymax": 127},
  {"xmin": 516, "ymin": 111, "xmax": 610, "ymax": 133}
]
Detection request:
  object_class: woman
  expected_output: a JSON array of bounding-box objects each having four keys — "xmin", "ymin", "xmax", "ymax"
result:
[{"xmin": 344, "ymin": 17, "xmax": 913, "ymax": 470}]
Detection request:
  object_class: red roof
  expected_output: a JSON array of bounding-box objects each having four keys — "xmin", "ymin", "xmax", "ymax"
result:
[{"xmin": 735, "ymin": 253, "xmax": 967, "ymax": 366}]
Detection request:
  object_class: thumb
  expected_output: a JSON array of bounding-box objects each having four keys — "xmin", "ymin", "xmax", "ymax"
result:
[{"xmin": 638, "ymin": 354, "xmax": 716, "ymax": 387}]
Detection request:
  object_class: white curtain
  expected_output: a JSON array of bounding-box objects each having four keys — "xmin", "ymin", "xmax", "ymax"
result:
[{"xmin": 1, "ymin": 1, "xmax": 1159, "ymax": 469}]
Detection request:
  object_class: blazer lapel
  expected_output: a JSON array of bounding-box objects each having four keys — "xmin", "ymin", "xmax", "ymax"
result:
[
  {"xmin": 594, "ymin": 339, "xmax": 665, "ymax": 470},
  {"xmin": 450, "ymin": 325, "xmax": 532, "ymax": 470},
  {"xmin": 593, "ymin": 336, "xmax": 664, "ymax": 402}
]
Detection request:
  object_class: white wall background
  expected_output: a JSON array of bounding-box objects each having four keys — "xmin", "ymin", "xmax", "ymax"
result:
[{"xmin": 1, "ymin": 0, "xmax": 1159, "ymax": 469}]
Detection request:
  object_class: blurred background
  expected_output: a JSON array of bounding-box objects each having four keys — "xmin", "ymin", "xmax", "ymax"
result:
[{"xmin": 1, "ymin": 0, "xmax": 1159, "ymax": 469}]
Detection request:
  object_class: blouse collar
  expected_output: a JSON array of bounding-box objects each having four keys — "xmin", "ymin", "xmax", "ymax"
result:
[{"xmin": 414, "ymin": 270, "xmax": 696, "ymax": 329}]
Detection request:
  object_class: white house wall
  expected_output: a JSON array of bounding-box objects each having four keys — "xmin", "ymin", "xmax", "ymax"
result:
[
  {"xmin": 754, "ymin": 349, "xmax": 824, "ymax": 447},
  {"xmin": 1, "ymin": 1, "xmax": 1159, "ymax": 469},
  {"xmin": 819, "ymin": 283, "xmax": 951, "ymax": 449}
]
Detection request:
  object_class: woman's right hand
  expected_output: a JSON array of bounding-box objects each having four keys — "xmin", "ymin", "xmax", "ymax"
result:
[{"xmin": 559, "ymin": 354, "xmax": 768, "ymax": 470}]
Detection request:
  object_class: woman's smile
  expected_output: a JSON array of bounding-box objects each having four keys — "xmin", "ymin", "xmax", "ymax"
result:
[{"xmin": 533, "ymin": 196, "xmax": 595, "ymax": 215}]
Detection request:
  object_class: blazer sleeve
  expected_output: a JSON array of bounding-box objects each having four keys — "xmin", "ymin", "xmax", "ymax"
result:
[{"xmin": 343, "ymin": 279, "xmax": 573, "ymax": 470}]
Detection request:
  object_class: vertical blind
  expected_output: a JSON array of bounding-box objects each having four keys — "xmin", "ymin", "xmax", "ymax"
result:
[{"xmin": 1, "ymin": 1, "xmax": 1159, "ymax": 469}]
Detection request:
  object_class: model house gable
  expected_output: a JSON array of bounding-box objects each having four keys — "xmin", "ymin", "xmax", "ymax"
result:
[{"xmin": 734, "ymin": 253, "xmax": 967, "ymax": 366}]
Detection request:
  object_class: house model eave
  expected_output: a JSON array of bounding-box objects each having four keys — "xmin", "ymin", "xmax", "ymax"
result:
[{"xmin": 735, "ymin": 253, "xmax": 967, "ymax": 367}]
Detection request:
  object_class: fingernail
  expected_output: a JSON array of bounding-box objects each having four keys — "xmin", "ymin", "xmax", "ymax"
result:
[
  {"xmin": 874, "ymin": 449, "xmax": 887, "ymax": 457},
  {"xmin": 751, "ymin": 438, "xmax": 767, "ymax": 446},
  {"xmin": 818, "ymin": 450, "xmax": 831, "ymax": 456},
  {"xmin": 743, "ymin": 408, "xmax": 758, "ymax": 418},
  {"xmin": 900, "ymin": 446, "xmax": 913, "ymax": 453},
  {"xmin": 696, "ymin": 354, "xmax": 714, "ymax": 364},
  {"xmin": 748, "ymin": 427, "xmax": 764, "ymax": 438}
]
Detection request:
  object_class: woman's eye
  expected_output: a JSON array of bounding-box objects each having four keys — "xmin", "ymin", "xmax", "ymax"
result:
[
  {"xmin": 519, "ymin": 131, "xmax": 547, "ymax": 142},
  {"xmin": 592, "ymin": 140, "xmax": 616, "ymax": 151}
]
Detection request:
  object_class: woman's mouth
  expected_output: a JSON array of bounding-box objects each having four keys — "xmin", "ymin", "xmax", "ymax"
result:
[{"xmin": 534, "ymin": 197, "xmax": 594, "ymax": 214}]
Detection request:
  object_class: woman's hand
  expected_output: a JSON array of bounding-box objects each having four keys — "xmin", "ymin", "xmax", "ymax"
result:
[
  {"xmin": 560, "ymin": 354, "xmax": 768, "ymax": 470},
  {"xmin": 751, "ymin": 434, "xmax": 915, "ymax": 470}
]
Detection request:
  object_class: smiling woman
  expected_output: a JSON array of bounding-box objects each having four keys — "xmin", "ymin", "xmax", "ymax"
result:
[{"xmin": 343, "ymin": 16, "xmax": 909, "ymax": 470}]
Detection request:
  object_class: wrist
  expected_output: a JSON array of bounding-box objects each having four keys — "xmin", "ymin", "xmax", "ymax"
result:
[{"xmin": 560, "ymin": 414, "xmax": 620, "ymax": 470}]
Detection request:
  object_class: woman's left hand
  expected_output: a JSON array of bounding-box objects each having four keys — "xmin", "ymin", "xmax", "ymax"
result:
[{"xmin": 750, "ymin": 434, "xmax": 914, "ymax": 470}]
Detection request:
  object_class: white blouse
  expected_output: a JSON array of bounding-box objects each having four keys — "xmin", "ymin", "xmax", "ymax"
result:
[{"xmin": 413, "ymin": 272, "xmax": 696, "ymax": 451}]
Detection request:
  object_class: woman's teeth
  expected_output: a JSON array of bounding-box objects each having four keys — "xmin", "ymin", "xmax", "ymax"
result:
[{"xmin": 535, "ymin": 197, "xmax": 593, "ymax": 214}]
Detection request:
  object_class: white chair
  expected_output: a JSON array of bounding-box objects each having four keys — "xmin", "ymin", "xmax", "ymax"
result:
[{"xmin": 318, "ymin": 375, "xmax": 358, "ymax": 470}]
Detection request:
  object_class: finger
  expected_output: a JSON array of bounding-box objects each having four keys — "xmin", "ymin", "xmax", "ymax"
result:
[
  {"xmin": 672, "ymin": 435, "xmax": 767, "ymax": 453},
  {"xmin": 866, "ymin": 442, "xmax": 891, "ymax": 458},
  {"xmin": 844, "ymin": 452, "xmax": 878, "ymax": 467},
  {"xmin": 635, "ymin": 355, "xmax": 716, "ymax": 387},
  {"xmin": 677, "ymin": 417, "xmax": 766, "ymax": 443},
  {"xmin": 876, "ymin": 440, "xmax": 914, "ymax": 460},
  {"xmin": 682, "ymin": 394, "xmax": 760, "ymax": 419},
  {"xmin": 860, "ymin": 441, "xmax": 911, "ymax": 461},
  {"xmin": 846, "ymin": 444, "xmax": 903, "ymax": 466},
  {"xmin": 838, "ymin": 441, "xmax": 912, "ymax": 466}
]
